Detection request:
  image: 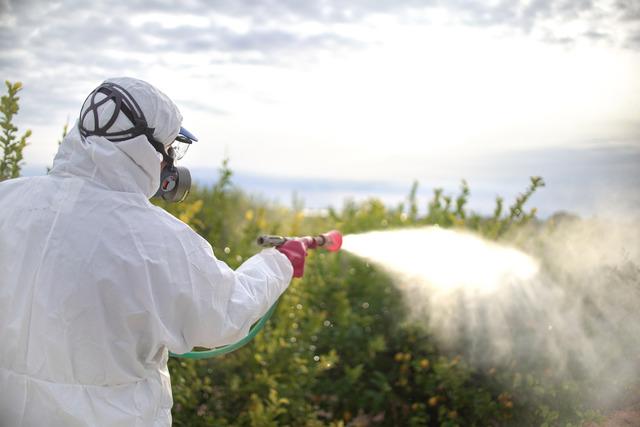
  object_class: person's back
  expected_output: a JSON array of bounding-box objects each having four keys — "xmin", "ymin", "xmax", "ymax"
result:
[
  {"xmin": 0, "ymin": 165, "xmax": 179, "ymax": 424},
  {"xmin": 0, "ymin": 78, "xmax": 303, "ymax": 426}
]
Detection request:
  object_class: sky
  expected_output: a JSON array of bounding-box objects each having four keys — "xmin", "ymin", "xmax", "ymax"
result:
[{"xmin": 1, "ymin": 0, "xmax": 639, "ymax": 215}]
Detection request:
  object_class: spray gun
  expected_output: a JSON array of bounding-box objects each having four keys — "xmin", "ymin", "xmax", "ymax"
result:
[
  {"xmin": 170, "ymin": 229, "xmax": 343, "ymax": 360},
  {"xmin": 256, "ymin": 230, "xmax": 343, "ymax": 252}
]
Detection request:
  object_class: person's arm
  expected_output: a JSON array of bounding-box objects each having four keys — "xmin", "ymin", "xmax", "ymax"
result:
[{"xmin": 164, "ymin": 235, "xmax": 294, "ymax": 353}]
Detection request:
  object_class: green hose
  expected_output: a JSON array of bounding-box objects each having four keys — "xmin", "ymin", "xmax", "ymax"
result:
[{"xmin": 169, "ymin": 302, "xmax": 279, "ymax": 360}]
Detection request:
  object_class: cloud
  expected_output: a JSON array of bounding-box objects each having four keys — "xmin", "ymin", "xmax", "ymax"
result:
[
  {"xmin": 617, "ymin": 0, "xmax": 640, "ymax": 20},
  {"xmin": 174, "ymin": 98, "xmax": 228, "ymax": 116},
  {"xmin": 583, "ymin": 30, "xmax": 610, "ymax": 40},
  {"xmin": 0, "ymin": 0, "xmax": 368, "ymax": 125},
  {"xmin": 140, "ymin": 24, "xmax": 360, "ymax": 53},
  {"xmin": 625, "ymin": 30, "xmax": 640, "ymax": 49},
  {"xmin": 1, "ymin": 0, "xmax": 638, "ymax": 129}
]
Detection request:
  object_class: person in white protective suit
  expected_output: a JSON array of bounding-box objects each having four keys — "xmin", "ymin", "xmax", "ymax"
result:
[{"xmin": 0, "ymin": 77, "xmax": 307, "ymax": 426}]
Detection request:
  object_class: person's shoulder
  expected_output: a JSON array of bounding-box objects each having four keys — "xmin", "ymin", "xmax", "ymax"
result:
[
  {"xmin": 0, "ymin": 175, "xmax": 39, "ymax": 190},
  {"xmin": 111, "ymin": 203, "xmax": 204, "ymax": 264},
  {"xmin": 146, "ymin": 204, "xmax": 193, "ymax": 232},
  {"xmin": 140, "ymin": 203, "xmax": 206, "ymax": 246},
  {"xmin": 0, "ymin": 175, "xmax": 48, "ymax": 203},
  {"xmin": 146, "ymin": 204, "xmax": 214, "ymax": 255}
]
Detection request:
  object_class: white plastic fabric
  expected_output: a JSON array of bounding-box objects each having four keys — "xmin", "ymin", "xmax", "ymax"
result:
[
  {"xmin": 80, "ymin": 77, "xmax": 183, "ymax": 147},
  {"xmin": 0, "ymin": 79, "xmax": 293, "ymax": 426}
]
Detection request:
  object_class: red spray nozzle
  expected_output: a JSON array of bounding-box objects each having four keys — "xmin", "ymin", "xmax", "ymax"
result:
[
  {"xmin": 256, "ymin": 230, "xmax": 343, "ymax": 252},
  {"xmin": 321, "ymin": 230, "xmax": 343, "ymax": 252}
]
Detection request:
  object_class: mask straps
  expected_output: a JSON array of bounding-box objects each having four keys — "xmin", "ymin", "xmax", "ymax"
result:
[{"xmin": 79, "ymin": 82, "xmax": 172, "ymax": 163}]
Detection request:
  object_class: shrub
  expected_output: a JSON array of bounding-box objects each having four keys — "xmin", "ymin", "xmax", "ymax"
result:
[{"xmin": 0, "ymin": 81, "xmax": 31, "ymax": 181}]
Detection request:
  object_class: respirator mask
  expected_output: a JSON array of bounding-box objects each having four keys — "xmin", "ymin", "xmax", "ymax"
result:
[
  {"xmin": 78, "ymin": 81, "xmax": 197, "ymax": 202},
  {"xmin": 155, "ymin": 127, "xmax": 197, "ymax": 202}
]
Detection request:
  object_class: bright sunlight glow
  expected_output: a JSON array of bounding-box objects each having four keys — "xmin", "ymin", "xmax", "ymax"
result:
[{"xmin": 342, "ymin": 227, "xmax": 539, "ymax": 294}]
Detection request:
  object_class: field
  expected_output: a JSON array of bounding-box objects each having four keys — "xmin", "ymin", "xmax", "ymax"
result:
[{"xmin": 158, "ymin": 163, "xmax": 640, "ymax": 426}]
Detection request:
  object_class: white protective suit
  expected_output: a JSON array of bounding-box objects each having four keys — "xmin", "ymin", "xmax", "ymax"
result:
[{"xmin": 0, "ymin": 78, "xmax": 293, "ymax": 426}]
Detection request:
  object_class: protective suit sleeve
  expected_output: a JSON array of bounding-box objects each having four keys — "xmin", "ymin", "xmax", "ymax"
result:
[{"xmin": 166, "ymin": 237, "xmax": 293, "ymax": 353}]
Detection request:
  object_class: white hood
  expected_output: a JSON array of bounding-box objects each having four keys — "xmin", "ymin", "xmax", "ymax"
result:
[
  {"xmin": 50, "ymin": 77, "xmax": 183, "ymax": 198},
  {"xmin": 50, "ymin": 126, "xmax": 162, "ymax": 198},
  {"xmin": 80, "ymin": 77, "xmax": 183, "ymax": 146}
]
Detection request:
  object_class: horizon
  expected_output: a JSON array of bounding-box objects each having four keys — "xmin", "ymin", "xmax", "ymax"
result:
[{"xmin": 23, "ymin": 140, "xmax": 639, "ymax": 218}]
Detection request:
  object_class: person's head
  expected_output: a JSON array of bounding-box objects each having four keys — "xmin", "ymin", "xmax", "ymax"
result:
[{"xmin": 78, "ymin": 77, "xmax": 197, "ymax": 202}]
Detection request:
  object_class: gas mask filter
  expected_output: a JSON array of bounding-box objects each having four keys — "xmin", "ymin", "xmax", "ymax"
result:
[
  {"xmin": 78, "ymin": 82, "xmax": 198, "ymax": 203},
  {"xmin": 156, "ymin": 165, "xmax": 191, "ymax": 203},
  {"xmin": 154, "ymin": 127, "xmax": 197, "ymax": 202}
]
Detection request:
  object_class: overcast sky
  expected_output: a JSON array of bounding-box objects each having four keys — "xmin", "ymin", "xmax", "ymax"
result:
[{"xmin": 1, "ymin": 0, "xmax": 639, "ymax": 213}]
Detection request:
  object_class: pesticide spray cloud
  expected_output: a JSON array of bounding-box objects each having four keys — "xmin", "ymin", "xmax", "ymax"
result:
[{"xmin": 342, "ymin": 221, "xmax": 640, "ymax": 408}]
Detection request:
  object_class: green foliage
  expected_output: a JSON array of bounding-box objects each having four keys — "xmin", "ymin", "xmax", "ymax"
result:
[
  {"xmin": 0, "ymin": 81, "xmax": 31, "ymax": 181},
  {"xmin": 159, "ymin": 162, "xmax": 599, "ymax": 426},
  {"xmin": 479, "ymin": 176, "xmax": 546, "ymax": 239}
]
